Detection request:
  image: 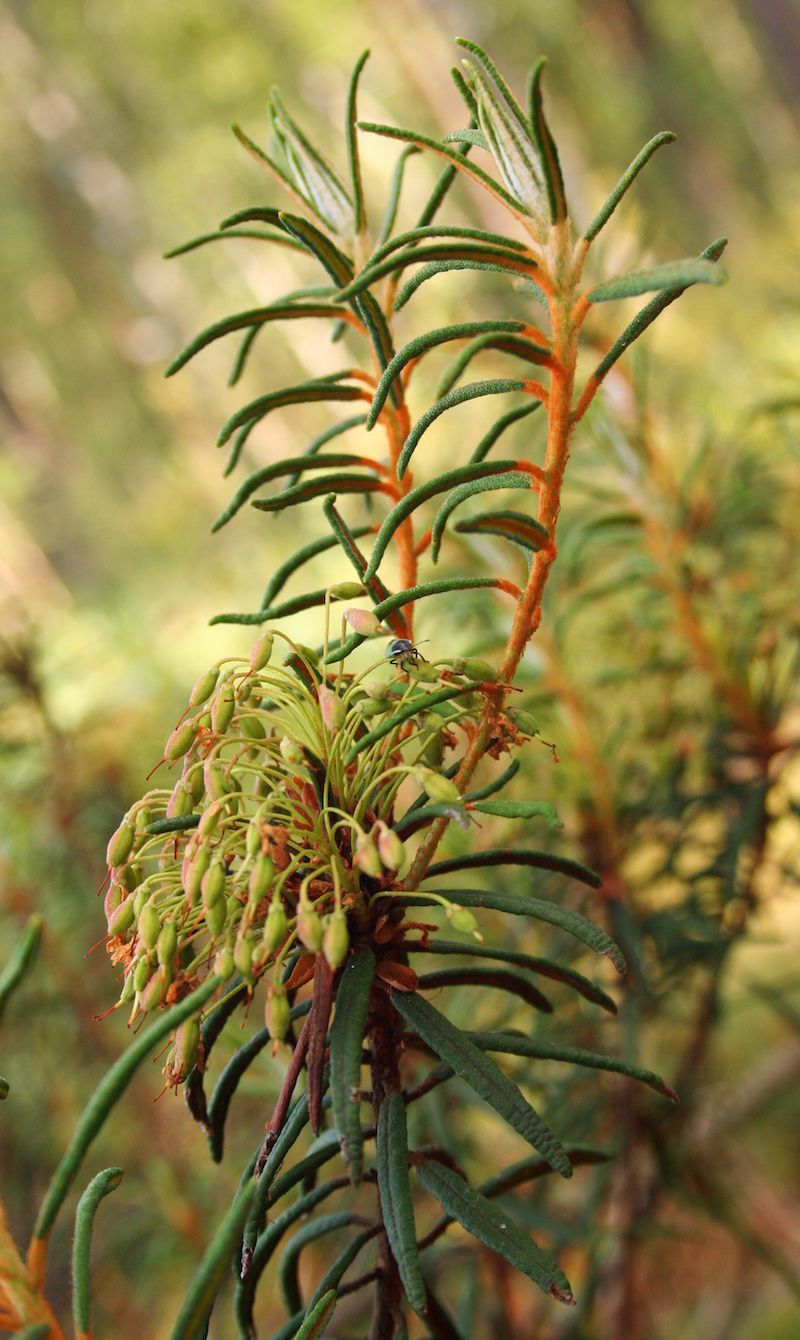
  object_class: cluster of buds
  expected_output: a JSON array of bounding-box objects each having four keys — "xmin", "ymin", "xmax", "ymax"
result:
[{"xmin": 102, "ymin": 628, "xmax": 489, "ymax": 1068}]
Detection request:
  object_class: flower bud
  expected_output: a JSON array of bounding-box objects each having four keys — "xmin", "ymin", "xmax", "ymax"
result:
[
  {"xmin": 354, "ymin": 831, "xmax": 382, "ymax": 879},
  {"xmin": 182, "ymin": 844, "xmax": 210, "ymax": 905},
  {"xmin": 279, "ymin": 736, "xmax": 303, "ymax": 767},
  {"xmin": 172, "ymin": 1017, "xmax": 200, "ymax": 1080},
  {"xmin": 109, "ymin": 898, "xmax": 135, "ymax": 937},
  {"xmin": 120, "ymin": 863, "xmax": 143, "ymax": 892},
  {"xmin": 165, "ymin": 720, "xmax": 197, "ymax": 762},
  {"xmin": 246, "ymin": 819, "xmax": 263, "ymax": 858},
  {"xmin": 133, "ymin": 886, "xmax": 149, "ymax": 917},
  {"xmin": 318, "ymin": 685, "xmax": 345, "ymax": 732},
  {"xmin": 417, "ymin": 769, "xmax": 461, "ymax": 804},
  {"xmin": 167, "ymin": 778, "xmax": 193, "ymax": 819},
  {"xmin": 249, "ymin": 632, "xmax": 274, "ymax": 672},
  {"xmin": 241, "ymin": 715, "xmax": 267, "ymax": 740},
  {"xmin": 198, "ymin": 800, "xmax": 224, "ymax": 837},
  {"xmin": 120, "ymin": 972, "xmax": 136, "ymax": 1003},
  {"xmin": 205, "ymin": 898, "xmax": 226, "ymax": 937},
  {"xmin": 138, "ymin": 905, "xmax": 161, "ymax": 952},
  {"xmin": 297, "ymin": 902, "xmax": 323, "ymax": 953},
  {"xmin": 364, "ymin": 680, "xmax": 391, "ymax": 701},
  {"xmin": 330, "ymin": 581, "xmax": 367, "ymax": 600},
  {"xmin": 202, "ymin": 860, "xmax": 226, "ymax": 910},
  {"xmin": 133, "ymin": 954, "xmax": 150, "ymax": 994},
  {"xmin": 203, "ymin": 759, "xmax": 229, "ymax": 801},
  {"xmin": 355, "ymin": 697, "xmax": 384, "ymax": 718},
  {"xmin": 262, "ymin": 899, "xmax": 289, "ymax": 957},
  {"xmin": 139, "ymin": 965, "xmax": 169, "ymax": 1012},
  {"xmin": 447, "ymin": 904, "xmax": 481, "ymax": 938},
  {"xmin": 233, "ymin": 936, "xmax": 254, "ymax": 982},
  {"xmin": 322, "ymin": 910, "xmax": 349, "ymax": 970},
  {"xmin": 509, "ymin": 708, "xmax": 540, "ymax": 736},
  {"xmin": 106, "ymin": 820, "xmax": 135, "ymax": 869},
  {"xmin": 376, "ymin": 823, "xmax": 405, "ymax": 873},
  {"xmin": 265, "ymin": 988, "xmax": 290, "ymax": 1043},
  {"xmin": 186, "ymin": 765, "xmax": 205, "ymax": 803},
  {"xmin": 211, "ymin": 686, "xmax": 236, "ymax": 734},
  {"xmin": 344, "ymin": 607, "xmax": 381, "ymax": 636},
  {"xmin": 458, "ymin": 658, "xmax": 497, "ymax": 682},
  {"xmin": 248, "ymin": 854, "xmax": 275, "ymax": 903},
  {"xmin": 104, "ymin": 879, "xmax": 124, "ymax": 926},
  {"xmin": 214, "ymin": 947, "xmax": 235, "ymax": 979},
  {"xmin": 189, "ymin": 666, "xmax": 219, "ymax": 707},
  {"xmin": 156, "ymin": 918, "xmax": 178, "ymax": 967}
]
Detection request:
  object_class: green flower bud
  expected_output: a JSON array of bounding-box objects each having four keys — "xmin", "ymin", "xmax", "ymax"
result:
[
  {"xmin": 246, "ymin": 820, "xmax": 263, "ymax": 858},
  {"xmin": 509, "ymin": 708, "xmax": 540, "ymax": 736},
  {"xmin": 120, "ymin": 971, "xmax": 136, "ymax": 1003},
  {"xmin": 138, "ymin": 905, "xmax": 161, "ymax": 951},
  {"xmin": 458, "ymin": 658, "xmax": 498, "ymax": 681},
  {"xmin": 139, "ymin": 966, "xmax": 169, "ymax": 1012},
  {"xmin": 355, "ymin": 697, "xmax": 384, "ymax": 718},
  {"xmin": 376, "ymin": 823, "xmax": 405, "ymax": 873},
  {"xmin": 109, "ymin": 898, "xmax": 135, "ymax": 937},
  {"xmin": 279, "ymin": 737, "xmax": 303, "ymax": 767},
  {"xmin": 198, "ymin": 801, "xmax": 224, "ymax": 837},
  {"xmin": 202, "ymin": 860, "xmax": 226, "ymax": 909},
  {"xmin": 167, "ymin": 779, "xmax": 193, "ymax": 819},
  {"xmin": 322, "ymin": 910, "xmax": 349, "ymax": 970},
  {"xmin": 214, "ymin": 947, "xmax": 235, "ymax": 979},
  {"xmin": 186, "ymin": 764, "xmax": 205, "ymax": 803},
  {"xmin": 265, "ymin": 988, "xmax": 290, "ymax": 1043},
  {"xmin": 182, "ymin": 844, "xmax": 210, "ymax": 905},
  {"xmin": 241, "ymin": 715, "xmax": 267, "ymax": 740},
  {"xmin": 364, "ymin": 680, "xmax": 391, "ymax": 701},
  {"xmin": 417, "ymin": 769, "xmax": 461, "ymax": 805},
  {"xmin": 134, "ymin": 806, "xmax": 152, "ymax": 835},
  {"xmin": 104, "ymin": 880, "xmax": 124, "ymax": 925},
  {"xmin": 172, "ymin": 1017, "xmax": 200, "ymax": 1079},
  {"xmin": 165, "ymin": 719, "xmax": 197, "ymax": 762},
  {"xmin": 233, "ymin": 936, "xmax": 254, "ymax": 982},
  {"xmin": 447, "ymin": 904, "xmax": 482, "ymax": 939},
  {"xmin": 133, "ymin": 955, "xmax": 150, "ymax": 994},
  {"xmin": 408, "ymin": 661, "xmax": 440, "ymax": 684},
  {"xmin": 203, "ymin": 759, "xmax": 229, "ymax": 801},
  {"xmin": 330, "ymin": 581, "xmax": 367, "ymax": 600},
  {"xmin": 354, "ymin": 831, "xmax": 382, "ymax": 879},
  {"xmin": 262, "ymin": 899, "xmax": 289, "ymax": 956},
  {"xmin": 248, "ymin": 854, "xmax": 275, "ymax": 903},
  {"xmin": 133, "ymin": 886, "xmax": 149, "ymax": 917},
  {"xmin": 206, "ymin": 898, "xmax": 226, "ymax": 937},
  {"xmin": 106, "ymin": 820, "xmax": 135, "ymax": 869},
  {"xmin": 189, "ymin": 666, "xmax": 219, "ymax": 708},
  {"xmin": 249, "ymin": 632, "xmax": 274, "ymax": 672},
  {"xmin": 211, "ymin": 686, "xmax": 236, "ymax": 734},
  {"xmin": 156, "ymin": 918, "xmax": 178, "ymax": 967},
  {"xmin": 297, "ymin": 902, "xmax": 323, "ymax": 953},
  {"xmin": 120, "ymin": 863, "xmax": 143, "ymax": 892}
]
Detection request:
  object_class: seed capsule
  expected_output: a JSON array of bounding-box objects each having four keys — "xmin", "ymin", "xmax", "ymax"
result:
[
  {"xmin": 189, "ymin": 666, "xmax": 220, "ymax": 708},
  {"xmin": 330, "ymin": 581, "xmax": 367, "ymax": 600},
  {"xmin": 183, "ymin": 845, "xmax": 210, "ymax": 905},
  {"xmin": 509, "ymin": 708, "xmax": 540, "ymax": 736},
  {"xmin": 355, "ymin": 698, "xmax": 384, "ymax": 718},
  {"xmin": 249, "ymin": 632, "xmax": 274, "ymax": 672},
  {"xmin": 322, "ymin": 910, "xmax": 349, "ymax": 970},
  {"xmin": 198, "ymin": 801, "xmax": 224, "ymax": 837},
  {"xmin": 458, "ymin": 657, "xmax": 498, "ymax": 681},
  {"xmin": 241, "ymin": 715, "xmax": 267, "ymax": 740},
  {"xmin": 447, "ymin": 904, "xmax": 481, "ymax": 937},
  {"xmin": 279, "ymin": 737, "xmax": 303, "ymax": 767},
  {"xmin": 104, "ymin": 880, "xmax": 124, "ymax": 926},
  {"xmin": 165, "ymin": 720, "xmax": 197, "ymax": 762},
  {"xmin": 139, "ymin": 966, "xmax": 169, "ymax": 1012},
  {"xmin": 167, "ymin": 779, "xmax": 193, "ymax": 819},
  {"xmin": 138, "ymin": 905, "xmax": 161, "ymax": 951},
  {"xmin": 265, "ymin": 988, "xmax": 290, "ymax": 1042},
  {"xmin": 106, "ymin": 821, "xmax": 135, "ymax": 869},
  {"xmin": 364, "ymin": 680, "xmax": 391, "ymax": 701},
  {"xmin": 172, "ymin": 1017, "xmax": 201, "ymax": 1081},
  {"xmin": 203, "ymin": 759, "xmax": 229, "ymax": 801}
]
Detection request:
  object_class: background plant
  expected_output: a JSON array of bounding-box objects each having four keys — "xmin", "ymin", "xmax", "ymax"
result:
[{"xmin": 0, "ymin": 5, "xmax": 793, "ymax": 1334}]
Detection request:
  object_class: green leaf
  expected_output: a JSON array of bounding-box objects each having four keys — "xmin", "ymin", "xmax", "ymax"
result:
[
  {"xmin": 329, "ymin": 947, "xmax": 376, "ymax": 1183},
  {"xmin": 455, "ymin": 38, "xmax": 531, "ymax": 138},
  {"xmin": 206, "ymin": 1026, "xmax": 272, "ymax": 1162},
  {"xmin": 586, "ymin": 257, "xmax": 726, "ymax": 303},
  {"xmin": 212, "ymin": 453, "xmax": 382, "ymax": 531},
  {"xmin": 217, "ymin": 379, "xmax": 368, "ymax": 448},
  {"xmin": 241, "ymin": 1095, "xmax": 315, "ymax": 1267},
  {"xmin": 219, "ymin": 205, "xmax": 286, "ymax": 229},
  {"xmin": 417, "ymin": 966, "xmax": 553, "ymax": 1013},
  {"xmin": 72, "ymin": 1167, "xmax": 125, "ymax": 1339},
  {"xmin": 377, "ymin": 1093, "xmax": 427, "ymax": 1313},
  {"xmin": 464, "ymin": 758, "xmax": 520, "ymax": 802},
  {"xmin": 306, "ymin": 1226, "xmax": 380, "ymax": 1311},
  {"xmin": 443, "ymin": 127, "xmax": 489, "ymax": 149},
  {"xmin": 170, "ymin": 1179, "xmax": 257, "ymax": 1339},
  {"xmin": 343, "ymin": 681, "xmax": 482, "ymax": 764},
  {"xmin": 397, "ymin": 382, "xmax": 529, "ymax": 478},
  {"xmin": 367, "ymin": 320, "xmax": 527, "ymax": 429},
  {"xmin": 322, "ymin": 495, "xmax": 397, "ymax": 618},
  {"xmin": 279, "ymin": 1212, "xmax": 360, "ymax": 1314},
  {"xmin": 326, "ymin": 577, "xmax": 513, "ymax": 664},
  {"xmin": 427, "ymin": 847, "xmax": 602, "ymax": 889},
  {"xmin": 392, "ymin": 991, "xmax": 572, "ymax": 1176},
  {"xmin": 436, "ymin": 334, "xmax": 550, "ymax": 400},
  {"xmin": 377, "ymin": 145, "xmax": 420, "ymax": 245},
  {"xmin": 165, "ymin": 302, "xmax": 349, "ymax": 377},
  {"xmin": 470, "ymin": 799, "xmax": 561, "ymax": 827},
  {"xmin": 0, "ymin": 914, "xmax": 42, "ymax": 1025},
  {"xmin": 286, "ymin": 413, "xmax": 368, "ymax": 484},
  {"xmin": 358, "ymin": 120, "xmax": 534, "ymax": 221},
  {"xmin": 465, "ymin": 1032, "xmax": 678, "ymax": 1102},
  {"xmin": 461, "ymin": 56, "xmax": 544, "ymax": 220},
  {"xmin": 394, "ymin": 258, "xmax": 537, "ymax": 312},
  {"xmin": 450, "ymin": 64, "xmax": 480, "ymax": 121},
  {"xmin": 416, "ymin": 1159, "xmax": 575, "ymax": 1302},
  {"xmin": 163, "ymin": 226, "xmax": 303, "ymax": 258},
  {"xmin": 210, "ymin": 588, "xmax": 332, "ymax": 628},
  {"xmin": 431, "ymin": 471, "xmax": 533, "ymax": 562},
  {"xmin": 582, "ymin": 131, "xmax": 676, "ymax": 242},
  {"xmin": 251, "ymin": 472, "xmax": 386, "ymax": 516},
  {"xmin": 592, "ymin": 237, "xmax": 728, "ymax": 380},
  {"xmin": 33, "ymin": 976, "xmax": 220, "ymax": 1246},
  {"xmin": 370, "ymin": 223, "xmax": 528, "ymax": 267},
  {"xmin": 395, "ymin": 889, "xmax": 626, "ymax": 972},
  {"xmin": 257, "ymin": 522, "xmax": 373, "ymax": 613},
  {"xmin": 454, "ymin": 506, "xmax": 549, "ymax": 552},
  {"xmin": 469, "ymin": 402, "xmax": 541, "ymax": 464},
  {"xmin": 408, "ymin": 939, "xmax": 617, "ymax": 1013},
  {"xmin": 346, "ymin": 51, "xmax": 370, "ymax": 234},
  {"xmin": 527, "ymin": 60, "xmax": 566, "ymax": 224},
  {"xmin": 291, "ymin": 1288, "xmax": 337, "ymax": 1340},
  {"xmin": 364, "ymin": 459, "xmax": 522, "ymax": 578},
  {"xmin": 336, "ymin": 241, "xmax": 535, "ymax": 304},
  {"xmin": 268, "ymin": 89, "xmax": 354, "ymax": 235}
]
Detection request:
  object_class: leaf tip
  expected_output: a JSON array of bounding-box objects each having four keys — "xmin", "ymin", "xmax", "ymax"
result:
[{"xmin": 549, "ymin": 1282, "xmax": 577, "ymax": 1306}]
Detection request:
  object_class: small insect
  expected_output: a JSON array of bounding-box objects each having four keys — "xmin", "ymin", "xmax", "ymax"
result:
[{"xmin": 386, "ymin": 637, "xmax": 429, "ymax": 669}]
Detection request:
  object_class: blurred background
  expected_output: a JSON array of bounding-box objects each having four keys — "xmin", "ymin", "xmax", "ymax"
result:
[{"xmin": 1, "ymin": 1, "xmax": 798, "ymax": 1337}]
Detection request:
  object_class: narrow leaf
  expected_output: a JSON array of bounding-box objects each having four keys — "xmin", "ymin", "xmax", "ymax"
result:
[
  {"xmin": 206, "ymin": 1026, "xmax": 271, "ymax": 1163},
  {"xmin": 397, "ymin": 382, "xmax": 528, "ymax": 478},
  {"xmin": 394, "ymin": 258, "xmax": 537, "ymax": 312},
  {"xmin": 392, "ymin": 991, "xmax": 572, "ymax": 1176},
  {"xmin": 336, "ymin": 242, "xmax": 535, "ymax": 304},
  {"xmin": 377, "ymin": 1092, "xmax": 426, "ymax": 1313},
  {"xmin": 72, "ymin": 1167, "xmax": 125, "ymax": 1340},
  {"xmin": 346, "ymin": 51, "xmax": 370, "ymax": 234},
  {"xmin": 370, "ymin": 223, "xmax": 528, "ymax": 267},
  {"xmin": 466, "ymin": 1031, "xmax": 678, "ymax": 1102},
  {"xmin": 583, "ymin": 131, "xmax": 676, "ymax": 242},
  {"xmin": 213, "ymin": 453, "xmax": 383, "ymax": 531},
  {"xmin": 592, "ymin": 237, "xmax": 728, "ymax": 380},
  {"xmin": 251, "ymin": 472, "xmax": 388, "ymax": 516},
  {"xmin": 528, "ymin": 59, "xmax": 566, "ymax": 223},
  {"xmin": 364, "ymin": 459, "xmax": 522, "ymax": 579},
  {"xmin": 427, "ymin": 847, "xmax": 602, "ymax": 889},
  {"xmin": 436, "ymin": 334, "xmax": 550, "ymax": 400},
  {"xmin": 470, "ymin": 799, "xmax": 561, "ymax": 826},
  {"xmin": 217, "ymin": 381, "xmax": 369, "ymax": 448},
  {"xmin": 287, "ymin": 412, "xmax": 368, "ymax": 483},
  {"xmin": 0, "ymin": 915, "xmax": 42, "ymax": 1025},
  {"xmin": 329, "ymin": 947, "xmax": 376, "ymax": 1183},
  {"xmin": 378, "ymin": 145, "xmax": 420, "ymax": 245},
  {"xmin": 469, "ymin": 402, "xmax": 541, "ymax": 464},
  {"xmin": 259, "ymin": 522, "xmax": 373, "ymax": 612},
  {"xmin": 431, "ymin": 471, "xmax": 533, "ymax": 562},
  {"xmin": 163, "ymin": 226, "xmax": 303, "ymax": 258},
  {"xmin": 170, "ymin": 1180, "xmax": 257, "ymax": 1339},
  {"xmin": 343, "ymin": 681, "xmax": 482, "ymax": 764},
  {"xmin": 165, "ymin": 303, "xmax": 348, "ymax": 377},
  {"xmin": 322, "ymin": 495, "xmax": 399, "ymax": 625},
  {"xmin": 306, "ymin": 1226, "xmax": 381, "ymax": 1311},
  {"xmin": 416, "ymin": 1159, "xmax": 574, "ymax": 1303},
  {"xmin": 395, "ymin": 889, "xmax": 626, "ymax": 973},
  {"xmin": 586, "ymin": 257, "xmax": 726, "ymax": 303},
  {"xmin": 279, "ymin": 1212, "xmax": 360, "ymax": 1315},
  {"xmin": 408, "ymin": 939, "xmax": 617, "ymax": 1013},
  {"xmin": 326, "ymin": 579, "xmax": 513, "ymax": 665},
  {"xmin": 293, "ymin": 1290, "xmax": 338, "ymax": 1340},
  {"xmin": 417, "ymin": 966, "xmax": 553, "ymax": 1013},
  {"xmin": 454, "ymin": 507, "xmax": 549, "ymax": 551}
]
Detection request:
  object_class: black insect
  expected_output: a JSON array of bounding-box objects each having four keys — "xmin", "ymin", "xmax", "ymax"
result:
[{"xmin": 386, "ymin": 638, "xmax": 429, "ymax": 668}]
